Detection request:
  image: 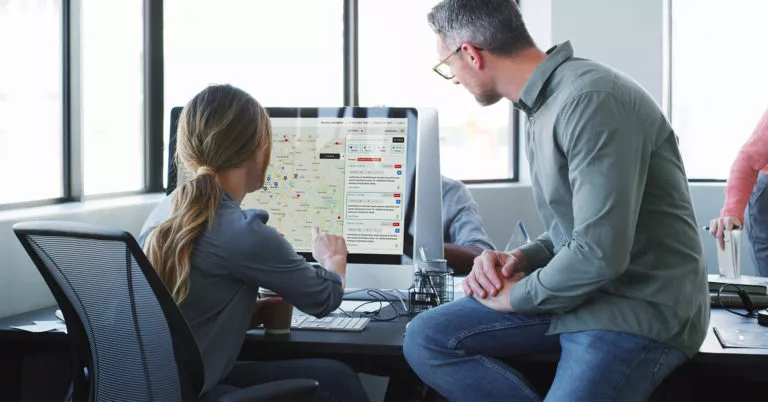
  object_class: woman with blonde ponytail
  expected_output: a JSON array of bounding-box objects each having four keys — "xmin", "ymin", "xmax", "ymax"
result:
[{"xmin": 139, "ymin": 84, "xmax": 367, "ymax": 401}]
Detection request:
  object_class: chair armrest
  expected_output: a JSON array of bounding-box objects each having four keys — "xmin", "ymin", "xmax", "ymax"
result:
[{"xmin": 217, "ymin": 379, "xmax": 319, "ymax": 402}]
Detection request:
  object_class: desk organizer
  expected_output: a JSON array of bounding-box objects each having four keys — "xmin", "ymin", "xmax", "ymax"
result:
[{"xmin": 409, "ymin": 270, "xmax": 454, "ymax": 313}]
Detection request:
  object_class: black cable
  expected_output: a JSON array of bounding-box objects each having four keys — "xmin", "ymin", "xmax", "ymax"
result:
[
  {"xmin": 718, "ymin": 283, "xmax": 758, "ymax": 318},
  {"xmin": 335, "ymin": 307, "xmax": 353, "ymax": 318},
  {"xmin": 359, "ymin": 289, "xmax": 404, "ymax": 321},
  {"xmin": 342, "ymin": 288, "xmax": 409, "ymax": 321}
]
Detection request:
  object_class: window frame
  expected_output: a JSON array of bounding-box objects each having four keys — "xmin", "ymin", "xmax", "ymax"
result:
[
  {"xmin": 0, "ymin": 0, "xmax": 163, "ymax": 211},
  {"xmin": 1, "ymin": 0, "xmax": 519, "ymax": 211}
]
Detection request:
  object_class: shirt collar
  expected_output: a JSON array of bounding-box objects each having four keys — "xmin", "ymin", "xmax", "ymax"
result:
[
  {"xmin": 517, "ymin": 41, "xmax": 574, "ymax": 113},
  {"xmin": 221, "ymin": 188, "xmax": 236, "ymax": 203}
]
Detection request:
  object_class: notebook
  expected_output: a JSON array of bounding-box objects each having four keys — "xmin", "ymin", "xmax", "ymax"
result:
[
  {"xmin": 716, "ymin": 229, "xmax": 742, "ymax": 279},
  {"xmin": 713, "ymin": 326, "xmax": 768, "ymax": 349}
]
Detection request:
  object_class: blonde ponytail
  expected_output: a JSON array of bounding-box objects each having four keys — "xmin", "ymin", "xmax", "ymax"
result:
[
  {"xmin": 144, "ymin": 173, "xmax": 221, "ymax": 302},
  {"xmin": 143, "ymin": 84, "xmax": 271, "ymax": 303}
]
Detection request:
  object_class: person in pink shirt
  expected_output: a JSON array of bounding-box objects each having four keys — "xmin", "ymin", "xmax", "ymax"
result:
[{"xmin": 710, "ymin": 107, "xmax": 768, "ymax": 276}]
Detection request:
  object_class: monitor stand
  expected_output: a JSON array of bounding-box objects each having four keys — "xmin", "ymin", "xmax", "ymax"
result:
[{"xmin": 344, "ymin": 262, "xmax": 414, "ymax": 294}]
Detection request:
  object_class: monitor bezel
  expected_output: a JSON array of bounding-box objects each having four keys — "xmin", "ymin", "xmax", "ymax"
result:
[{"xmin": 166, "ymin": 106, "xmax": 418, "ymax": 265}]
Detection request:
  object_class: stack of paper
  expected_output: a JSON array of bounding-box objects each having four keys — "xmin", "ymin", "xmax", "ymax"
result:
[
  {"xmin": 717, "ymin": 229, "xmax": 742, "ymax": 278},
  {"xmin": 12, "ymin": 320, "xmax": 67, "ymax": 333}
]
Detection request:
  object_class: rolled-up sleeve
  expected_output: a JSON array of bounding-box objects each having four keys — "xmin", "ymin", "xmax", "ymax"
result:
[{"xmin": 509, "ymin": 91, "xmax": 652, "ymax": 314}]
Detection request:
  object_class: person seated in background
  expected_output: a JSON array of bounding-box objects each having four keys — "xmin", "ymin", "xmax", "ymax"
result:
[
  {"xmin": 403, "ymin": 174, "xmax": 496, "ymax": 273},
  {"xmin": 139, "ymin": 84, "xmax": 368, "ymax": 401},
  {"xmin": 709, "ymin": 107, "xmax": 768, "ymax": 276}
]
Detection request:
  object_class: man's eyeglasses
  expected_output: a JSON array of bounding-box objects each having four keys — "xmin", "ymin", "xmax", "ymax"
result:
[
  {"xmin": 432, "ymin": 47, "xmax": 461, "ymax": 80},
  {"xmin": 432, "ymin": 45, "xmax": 485, "ymax": 80}
]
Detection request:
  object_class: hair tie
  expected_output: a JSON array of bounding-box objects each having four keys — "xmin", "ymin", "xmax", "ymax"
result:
[{"xmin": 196, "ymin": 166, "xmax": 216, "ymax": 177}]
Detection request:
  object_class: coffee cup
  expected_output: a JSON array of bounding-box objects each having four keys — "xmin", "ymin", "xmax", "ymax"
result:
[{"xmin": 257, "ymin": 288, "xmax": 293, "ymax": 335}]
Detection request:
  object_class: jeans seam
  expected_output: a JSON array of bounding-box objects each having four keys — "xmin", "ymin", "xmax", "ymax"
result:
[
  {"xmin": 448, "ymin": 316, "xmax": 551, "ymax": 350},
  {"xmin": 477, "ymin": 355, "xmax": 541, "ymax": 401},
  {"xmin": 651, "ymin": 346, "xmax": 671, "ymax": 385},
  {"xmin": 605, "ymin": 337, "xmax": 655, "ymax": 401}
]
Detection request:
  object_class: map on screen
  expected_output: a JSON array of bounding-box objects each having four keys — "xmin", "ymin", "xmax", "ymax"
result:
[{"xmin": 179, "ymin": 116, "xmax": 409, "ymax": 255}]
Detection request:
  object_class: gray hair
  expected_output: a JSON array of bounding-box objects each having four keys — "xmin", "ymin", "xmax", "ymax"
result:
[{"xmin": 427, "ymin": 0, "xmax": 534, "ymax": 56}]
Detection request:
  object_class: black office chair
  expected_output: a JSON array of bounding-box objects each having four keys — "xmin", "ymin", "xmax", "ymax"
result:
[{"xmin": 13, "ymin": 221, "xmax": 318, "ymax": 401}]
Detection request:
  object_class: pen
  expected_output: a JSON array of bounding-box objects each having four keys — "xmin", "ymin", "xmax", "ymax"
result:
[
  {"xmin": 702, "ymin": 225, "xmax": 741, "ymax": 231},
  {"xmin": 504, "ymin": 220, "xmax": 530, "ymax": 252},
  {"xmin": 517, "ymin": 220, "xmax": 530, "ymax": 243}
]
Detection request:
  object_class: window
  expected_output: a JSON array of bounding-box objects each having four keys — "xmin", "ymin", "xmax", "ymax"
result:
[
  {"xmin": 0, "ymin": 0, "xmax": 63, "ymax": 204},
  {"xmin": 164, "ymin": 0, "xmax": 343, "ymax": 110},
  {"xmin": 81, "ymin": 0, "xmax": 144, "ymax": 195},
  {"xmin": 358, "ymin": 0, "xmax": 515, "ymax": 182},
  {"xmin": 670, "ymin": 0, "xmax": 768, "ymax": 180},
  {"xmin": 164, "ymin": 0, "xmax": 345, "ymax": 185}
]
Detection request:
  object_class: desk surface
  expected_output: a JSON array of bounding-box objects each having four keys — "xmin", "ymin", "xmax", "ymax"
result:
[
  {"xmin": 0, "ymin": 306, "xmax": 65, "ymax": 343},
  {"xmin": 2, "ymin": 305, "xmax": 768, "ymax": 363},
  {"xmin": 245, "ymin": 315, "xmax": 410, "ymax": 357},
  {"xmin": 697, "ymin": 308, "xmax": 768, "ymax": 365}
]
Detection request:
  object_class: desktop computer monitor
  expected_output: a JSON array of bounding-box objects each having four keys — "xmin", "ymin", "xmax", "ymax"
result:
[{"xmin": 167, "ymin": 106, "xmax": 443, "ymax": 291}]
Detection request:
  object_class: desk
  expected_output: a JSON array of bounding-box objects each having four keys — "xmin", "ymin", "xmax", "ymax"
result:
[
  {"xmin": 3, "ymin": 306, "xmax": 768, "ymax": 400},
  {"xmin": 0, "ymin": 306, "xmax": 412, "ymax": 355},
  {"xmin": 242, "ymin": 314, "xmax": 417, "ymax": 398},
  {"xmin": 700, "ymin": 311, "xmax": 768, "ymax": 359},
  {"xmin": 0, "ymin": 306, "xmax": 70, "ymax": 401},
  {"xmin": 244, "ymin": 315, "xmax": 409, "ymax": 357},
  {"xmin": 0, "ymin": 306, "xmax": 66, "ymax": 343},
  {"xmin": 240, "ymin": 276, "xmax": 464, "ymax": 363}
]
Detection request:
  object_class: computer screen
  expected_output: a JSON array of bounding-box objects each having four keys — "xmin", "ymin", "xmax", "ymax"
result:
[{"xmin": 167, "ymin": 106, "xmax": 418, "ymax": 265}]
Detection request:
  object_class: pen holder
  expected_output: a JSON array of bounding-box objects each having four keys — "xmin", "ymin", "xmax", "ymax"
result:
[{"xmin": 410, "ymin": 266, "xmax": 453, "ymax": 314}]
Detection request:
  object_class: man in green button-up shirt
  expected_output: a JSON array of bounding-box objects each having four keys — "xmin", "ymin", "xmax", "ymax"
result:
[{"xmin": 403, "ymin": 1, "xmax": 709, "ymax": 400}]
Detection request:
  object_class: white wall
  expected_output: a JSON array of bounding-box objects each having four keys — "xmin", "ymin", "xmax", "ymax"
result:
[
  {"xmin": 0, "ymin": 195, "xmax": 163, "ymax": 319},
  {"xmin": 551, "ymin": 0, "xmax": 665, "ymax": 105}
]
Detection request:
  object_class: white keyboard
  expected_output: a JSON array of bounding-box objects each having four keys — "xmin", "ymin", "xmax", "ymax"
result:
[{"xmin": 291, "ymin": 314, "xmax": 369, "ymax": 332}]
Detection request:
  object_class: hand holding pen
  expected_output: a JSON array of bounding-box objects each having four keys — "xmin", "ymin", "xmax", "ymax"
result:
[{"xmin": 705, "ymin": 216, "xmax": 743, "ymax": 251}]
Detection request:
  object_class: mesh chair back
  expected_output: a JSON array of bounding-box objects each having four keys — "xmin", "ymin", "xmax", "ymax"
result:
[{"xmin": 13, "ymin": 221, "xmax": 203, "ymax": 401}]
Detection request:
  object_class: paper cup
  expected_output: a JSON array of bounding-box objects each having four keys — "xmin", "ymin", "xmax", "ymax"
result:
[{"xmin": 258, "ymin": 288, "xmax": 293, "ymax": 335}]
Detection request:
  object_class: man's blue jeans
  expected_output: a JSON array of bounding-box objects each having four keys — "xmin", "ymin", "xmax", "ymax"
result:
[{"xmin": 403, "ymin": 297, "xmax": 688, "ymax": 401}]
